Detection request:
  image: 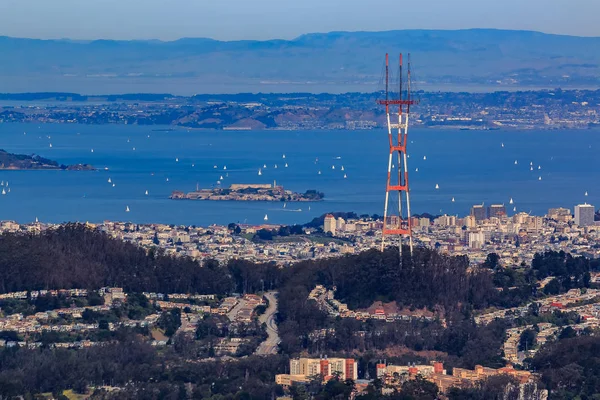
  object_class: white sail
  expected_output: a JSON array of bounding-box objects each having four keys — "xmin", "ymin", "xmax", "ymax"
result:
[
  {"xmin": 435, "ymin": 184, "xmax": 440, "ymax": 189},
  {"xmin": 125, "ymin": 206, "xmax": 130, "ymax": 212},
  {"xmin": 264, "ymin": 214, "xmax": 268, "ymax": 221}
]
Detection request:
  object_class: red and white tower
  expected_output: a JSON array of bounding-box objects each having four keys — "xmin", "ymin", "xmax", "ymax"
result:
[{"xmin": 377, "ymin": 53, "xmax": 417, "ymax": 254}]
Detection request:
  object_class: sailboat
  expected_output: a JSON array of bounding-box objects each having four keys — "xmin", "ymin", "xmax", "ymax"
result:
[
  {"xmin": 585, "ymin": 191, "xmax": 589, "ymax": 196},
  {"xmin": 283, "ymin": 203, "xmax": 287, "ymax": 208},
  {"xmin": 192, "ymin": 164, "xmax": 195, "ymax": 167},
  {"xmin": 127, "ymin": 138, "xmax": 130, "ymax": 143},
  {"xmin": 125, "ymin": 206, "xmax": 130, "ymax": 212},
  {"xmin": 538, "ymin": 176, "xmax": 542, "ymax": 181},
  {"xmin": 258, "ymin": 169, "xmax": 262, "ymax": 176},
  {"xmin": 35, "ymin": 217, "xmax": 38, "ymax": 223},
  {"xmin": 282, "ymin": 154, "xmax": 286, "ymax": 159},
  {"xmin": 308, "ymin": 206, "xmax": 311, "ymax": 211},
  {"xmin": 530, "ymin": 161, "xmax": 533, "ymax": 166},
  {"xmin": 343, "ymin": 174, "xmax": 347, "ymax": 179},
  {"xmin": 318, "ymin": 170, "xmax": 321, "ymax": 175},
  {"xmin": 332, "ymin": 165, "xmax": 335, "ymax": 170},
  {"xmin": 530, "ymin": 166, "xmax": 533, "ymax": 171},
  {"xmin": 49, "ymin": 143, "xmax": 52, "ymax": 148},
  {"xmin": 513, "ymin": 207, "xmax": 517, "ymax": 212},
  {"xmin": 509, "ymin": 198, "xmax": 514, "ymax": 204},
  {"xmin": 451, "ymin": 197, "xmax": 455, "ymax": 202},
  {"xmin": 145, "ymin": 190, "xmax": 149, "ymax": 195},
  {"xmin": 274, "ymin": 164, "xmax": 278, "ymax": 169},
  {"xmin": 0, "ymin": 181, "xmax": 3, "ymax": 186},
  {"xmin": 284, "ymin": 163, "xmax": 288, "ymax": 168},
  {"xmin": 223, "ymin": 166, "xmax": 227, "ymax": 170},
  {"xmin": 1, "ymin": 188, "xmax": 5, "ymax": 195},
  {"xmin": 501, "ymin": 143, "xmax": 504, "ymax": 147},
  {"xmin": 538, "ymin": 165, "xmax": 541, "ymax": 170},
  {"xmin": 341, "ymin": 166, "xmax": 345, "ymax": 171},
  {"xmin": 264, "ymin": 214, "xmax": 268, "ymax": 221},
  {"xmin": 176, "ymin": 158, "xmax": 179, "ymax": 162},
  {"xmin": 263, "ymin": 164, "xmax": 267, "ymax": 169},
  {"xmin": 91, "ymin": 149, "xmax": 94, "ymax": 153},
  {"xmin": 214, "ymin": 165, "xmax": 217, "ymax": 169},
  {"xmin": 514, "ymin": 160, "xmax": 518, "ymax": 165},
  {"xmin": 166, "ymin": 178, "xmax": 169, "ymax": 182},
  {"xmin": 220, "ymin": 175, "xmax": 224, "ymax": 180},
  {"xmin": 435, "ymin": 184, "xmax": 440, "ymax": 189},
  {"xmin": 108, "ymin": 178, "xmax": 112, "ymax": 183},
  {"xmin": 415, "ymin": 168, "xmax": 419, "ymax": 172},
  {"xmin": 392, "ymin": 164, "xmax": 395, "ymax": 169},
  {"xmin": 112, "ymin": 183, "xmax": 116, "ymax": 187}
]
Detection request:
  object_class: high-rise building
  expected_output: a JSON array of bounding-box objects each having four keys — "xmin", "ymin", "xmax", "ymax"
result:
[
  {"xmin": 470, "ymin": 204, "xmax": 487, "ymax": 222},
  {"xmin": 468, "ymin": 231, "xmax": 485, "ymax": 249},
  {"xmin": 575, "ymin": 204, "xmax": 595, "ymax": 227},
  {"xmin": 323, "ymin": 214, "xmax": 336, "ymax": 235},
  {"xmin": 488, "ymin": 204, "xmax": 506, "ymax": 219},
  {"xmin": 336, "ymin": 217, "xmax": 345, "ymax": 231}
]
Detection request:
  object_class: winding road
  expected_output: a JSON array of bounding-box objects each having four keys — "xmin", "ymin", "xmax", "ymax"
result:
[{"xmin": 255, "ymin": 291, "xmax": 280, "ymax": 355}]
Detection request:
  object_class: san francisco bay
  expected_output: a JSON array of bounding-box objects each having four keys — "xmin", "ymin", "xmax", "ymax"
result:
[{"xmin": 0, "ymin": 122, "xmax": 598, "ymax": 226}]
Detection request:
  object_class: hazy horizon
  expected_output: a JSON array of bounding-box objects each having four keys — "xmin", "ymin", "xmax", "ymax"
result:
[
  {"xmin": 3, "ymin": 27, "xmax": 600, "ymax": 43},
  {"xmin": 1, "ymin": 0, "xmax": 599, "ymax": 41}
]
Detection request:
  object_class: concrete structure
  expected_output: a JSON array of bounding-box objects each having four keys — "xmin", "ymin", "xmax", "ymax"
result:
[
  {"xmin": 575, "ymin": 203, "xmax": 595, "ymax": 227},
  {"xmin": 488, "ymin": 204, "xmax": 506, "ymax": 219},
  {"xmin": 323, "ymin": 214, "xmax": 336, "ymax": 235},
  {"xmin": 471, "ymin": 204, "xmax": 487, "ymax": 221},
  {"xmin": 286, "ymin": 357, "xmax": 358, "ymax": 381}
]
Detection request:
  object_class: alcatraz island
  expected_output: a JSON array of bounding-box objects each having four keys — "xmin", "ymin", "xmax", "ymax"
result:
[{"xmin": 170, "ymin": 183, "xmax": 324, "ymax": 202}]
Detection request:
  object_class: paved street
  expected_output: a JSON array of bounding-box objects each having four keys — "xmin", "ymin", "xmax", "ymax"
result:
[{"xmin": 255, "ymin": 291, "xmax": 279, "ymax": 355}]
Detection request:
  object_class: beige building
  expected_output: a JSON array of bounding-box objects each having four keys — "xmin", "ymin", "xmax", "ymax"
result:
[{"xmin": 324, "ymin": 214, "xmax": 336, "ymax": 235}]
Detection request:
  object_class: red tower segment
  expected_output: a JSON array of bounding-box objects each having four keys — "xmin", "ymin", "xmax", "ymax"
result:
[{"xmin": 376, "ymin": 53, "xmax": 417, "ymax": 254}]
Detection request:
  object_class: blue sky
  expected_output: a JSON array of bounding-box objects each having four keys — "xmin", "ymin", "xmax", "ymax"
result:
[{"xmin": 0, "ymin": 0, "xmax": 597, "ymax": 40}]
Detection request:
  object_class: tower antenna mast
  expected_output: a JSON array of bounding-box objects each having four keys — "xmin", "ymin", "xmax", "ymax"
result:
[{"xmin": 377, "ymin": 53, "xmax": 417, "ymax": 255}]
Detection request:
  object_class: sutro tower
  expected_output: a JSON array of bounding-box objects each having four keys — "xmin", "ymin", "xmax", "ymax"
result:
[{"xmin": 377, "ymin": 53, "xmax": 417, "ymax": 254}]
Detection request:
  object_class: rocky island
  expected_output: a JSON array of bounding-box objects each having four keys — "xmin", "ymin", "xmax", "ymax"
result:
[
  {"xmin": 170, "ymin": 183, "xmax": 324, "ymax": 202},
  {"xmin": 0, "ymin": 149, "xmax": 94, "ymax": 170}
]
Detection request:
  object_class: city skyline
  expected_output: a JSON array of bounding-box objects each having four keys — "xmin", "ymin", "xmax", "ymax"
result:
[{"xmin": 0, "ymin": 0, "xmax": 599, "ymax": 41}]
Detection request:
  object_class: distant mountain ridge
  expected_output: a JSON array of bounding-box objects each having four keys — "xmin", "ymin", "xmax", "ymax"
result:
[{"xmin": 1, "ymin": 29, "xmax": 600, "ymax": 94}]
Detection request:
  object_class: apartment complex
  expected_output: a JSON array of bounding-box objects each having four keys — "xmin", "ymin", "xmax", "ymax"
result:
[{"xmin": 276, "ymin": 357, "xmax": 358, "ymax": 387}]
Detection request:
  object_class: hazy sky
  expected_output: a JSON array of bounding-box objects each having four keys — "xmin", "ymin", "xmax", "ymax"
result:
[{"xmin": 0, "ymin": 0, "xmax": 598, "ymax": 41}]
